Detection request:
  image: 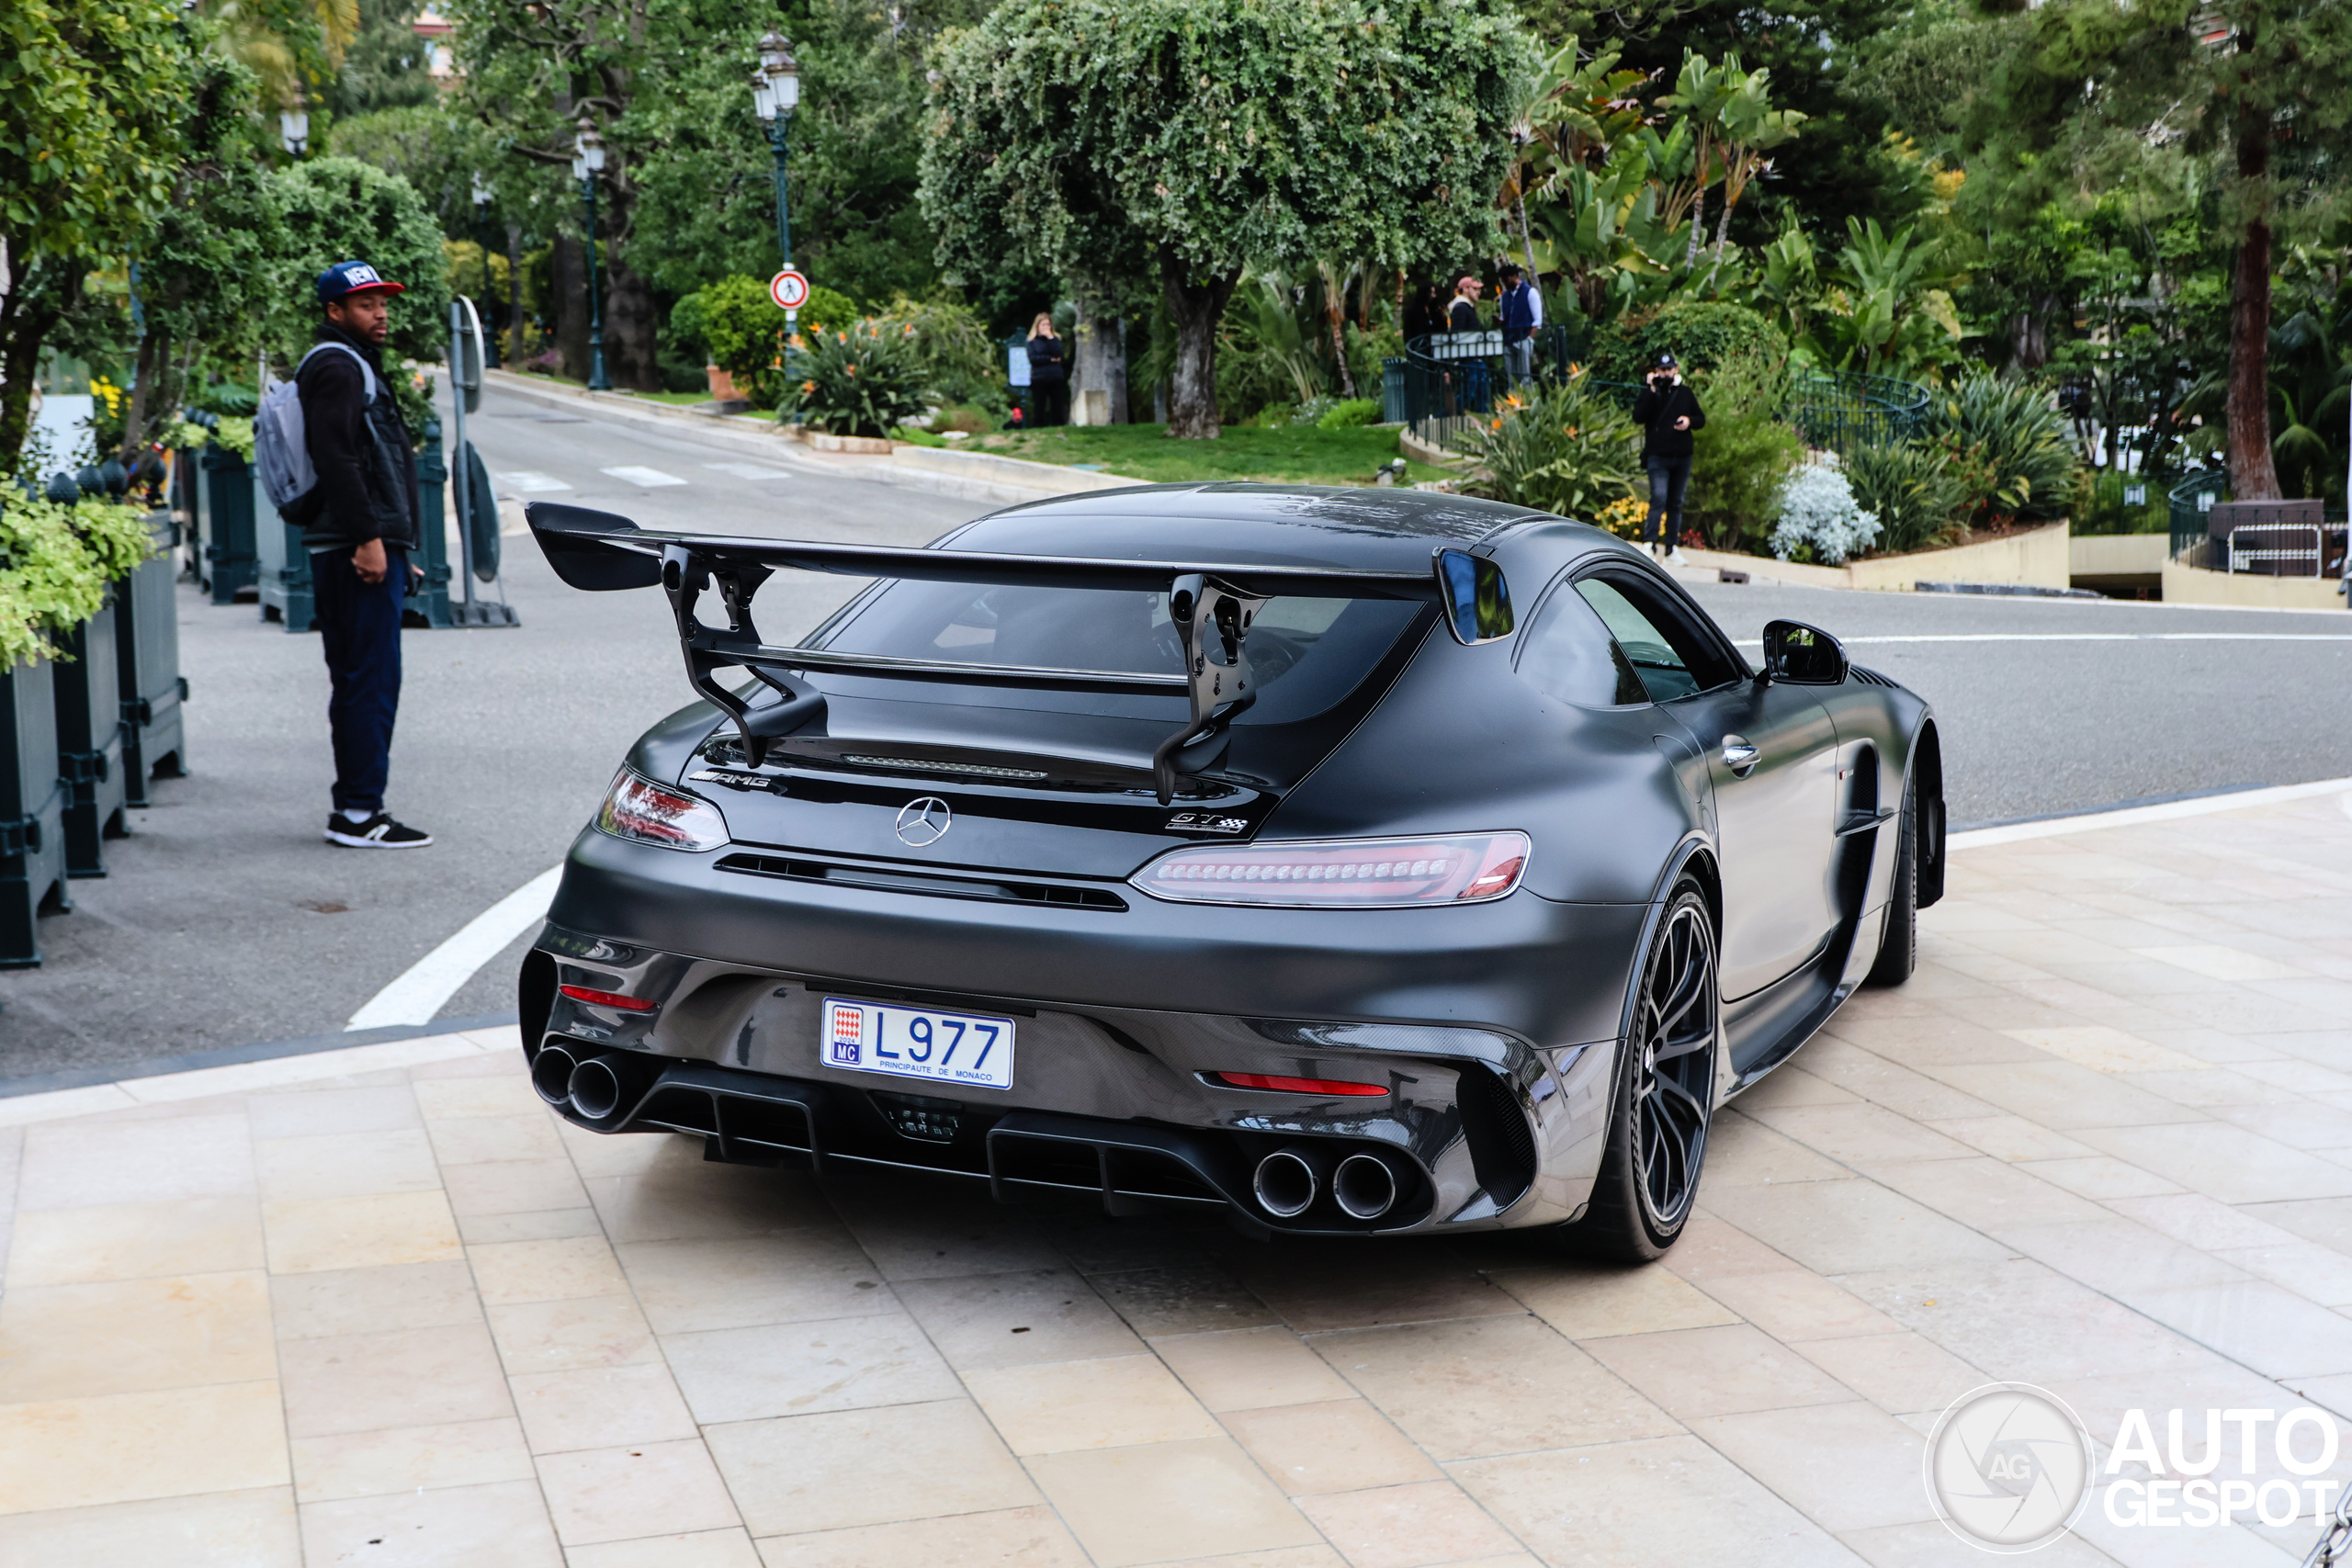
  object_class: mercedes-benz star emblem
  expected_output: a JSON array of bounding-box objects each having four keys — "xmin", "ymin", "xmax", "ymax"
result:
[{"xmin": 895, "ymin": 796, "xmax": 953, "ymax": 848}]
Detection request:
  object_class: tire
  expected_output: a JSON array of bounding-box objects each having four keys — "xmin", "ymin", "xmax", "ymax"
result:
[
  {"xmin": 1867, "ymin": 774, "xmax": 1918, "ymax": 987},
  {"xmin": 1560, "ymin": 880, "xmax": 1719, "ymax": 1262}
]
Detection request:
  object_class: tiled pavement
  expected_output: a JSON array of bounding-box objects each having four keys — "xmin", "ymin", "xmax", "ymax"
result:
[{"xmin": 5, "ymin": 790, "xmax": 2352, "ymax": 1566}]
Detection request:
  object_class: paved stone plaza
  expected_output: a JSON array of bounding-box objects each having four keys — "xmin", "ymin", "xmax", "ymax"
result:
[{"xmin": 4, "ymin": 788, "xmax": 2351, "ymax": 1566}]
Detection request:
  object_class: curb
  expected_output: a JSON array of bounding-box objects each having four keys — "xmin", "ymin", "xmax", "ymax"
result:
[
  {"xmin": 0, "ymin": 1012, "xmax": 523, "ymax": 1100},
  {"xmin": 483, "ymin": 369, "xmax": 1147, "ymax": 508}
]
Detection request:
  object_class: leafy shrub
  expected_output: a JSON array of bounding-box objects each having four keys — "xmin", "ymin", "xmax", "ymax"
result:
[
  {"xmin": 780, "ymin": 321, "xmax": 932, "ymax": 437},
  {"xmin": 1685, "ymin": 352, "xmax": 1804, "ymax": 552},
  {"xmin": 1462, "ymin": 372, "xmax": 1643, "ymax": 520},
  {"xmin": 697, "ymin": 276, "xmax": 861, "ymax": 406},
  {"xmin": 1591, "ymin": 301, "xmax": 1789, "ymax": 385},
  {"xmin": 1, "ymin": 495, "xmax": 156, "ymax": 670},
  {"xmin": 1291, "ymin": 396, "xmax": 1339, "ymax": 427},
  {"xmin": 1770, "ymin": 455, "xmax": 1882, "ymax": 565},
  {"xmin": 1846, "ymin": 440, "xmax": 1968, "ymax": 555},
  {"xmin": 1317, "ymin": 398, "xmax": 1382, "ymax": 431},
  {"xmin": 268, "ymin": 157, "xmax": 451, "ymax": 435},
  {"xmin": 1921, "ymin": 373, "xmax": 2077, "ymax": 525},
  {"xmin": 876, "ymin": 293, "xmax": 1001, "ymax": 409}
]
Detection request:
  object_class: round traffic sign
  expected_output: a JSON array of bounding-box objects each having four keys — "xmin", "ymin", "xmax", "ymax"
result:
[{"xmin": 770, "ymin": 269, "xmax": 809, "ymax": 310}]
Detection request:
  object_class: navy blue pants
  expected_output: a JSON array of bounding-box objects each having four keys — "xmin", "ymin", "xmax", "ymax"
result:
[
  {"xmin": 311, "ymin": 547, "xmax": 405, "ymax": 815},
  {"xmin": 1644, "ymin": 455, "xmax": 1691, "ymax": 547}
]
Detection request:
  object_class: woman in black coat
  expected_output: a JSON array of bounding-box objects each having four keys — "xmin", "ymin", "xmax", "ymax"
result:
[{"xmin": 1025, "ymin": 313, "xmax": 1069, "ymax": 427}]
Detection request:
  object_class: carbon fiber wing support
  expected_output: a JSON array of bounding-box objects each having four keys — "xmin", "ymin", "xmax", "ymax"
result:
[{"xmin": 524, "ymin": 503, "xmax": 1473, "ymax": 803}]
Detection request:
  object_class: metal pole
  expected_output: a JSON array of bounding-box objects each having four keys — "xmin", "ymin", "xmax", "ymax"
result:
[
  {"xmin": 479, "ymin": 205, "xmax": 502, "ymax": 369},
  {"xmin": 768, "ymin": 114, "xmax": 797, "ymax": 347},
  {"xmin": 583, "ymin": 175, "xmax": 610, "ymax": 391},
  {"xmin": 447, "ymin": 301, "xmax": 479, "ymax": 624}
]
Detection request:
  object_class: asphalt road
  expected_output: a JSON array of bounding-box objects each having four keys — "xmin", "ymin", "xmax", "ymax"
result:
[{"xmin": 5, "ymin": 384, "xmax": 2347, "ymax": 1078}]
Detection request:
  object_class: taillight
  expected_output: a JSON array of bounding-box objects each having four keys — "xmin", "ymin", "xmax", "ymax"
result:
[
  {"xmin": 1133, "ymin": 831, "xmax": 1530, "ymax": 908},
  {"xmin": 1208, "ymin": 1072, "xmax": 1388, "ymax": 1096},
  {"xmin": 559, "ymin": 984, "xmax": 656, "ymax": 1012},
  {"xmin": 595, "ymin": 769, "xmax": 729, "ymax": 852}
]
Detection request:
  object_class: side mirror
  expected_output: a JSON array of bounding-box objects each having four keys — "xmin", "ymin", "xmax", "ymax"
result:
[
  {"xmin": 1435, "ymin": 548, "xmax": 1514, "ymax": 645},
  {"xmin": 1760, "ymin": 620, "xmax": 1848, "ymax": 684}
]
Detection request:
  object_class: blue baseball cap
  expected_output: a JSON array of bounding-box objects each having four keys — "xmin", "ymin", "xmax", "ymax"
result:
[{"xmin": 316, "ymin": 260, "xmax": 406, "ymax": 303}]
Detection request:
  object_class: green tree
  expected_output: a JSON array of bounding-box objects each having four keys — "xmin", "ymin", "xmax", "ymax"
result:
[
  {"xmin": 1964, "ymin": 0, "xmax": 2352, "ymax": 499},
  {"xmin": 267, "ymin": 154, "xmax": 452, "ymax": 430},
  {"xmin": 0, "ymin": 0, "xmax": 200, "ymax": 472},
  {"xmin": 322, "ymin": 0, "xmax": 437, "ymax": 118},
  {"xmin": 921, "ymin": 0, "xmax": 1534, "ymax": 438}
]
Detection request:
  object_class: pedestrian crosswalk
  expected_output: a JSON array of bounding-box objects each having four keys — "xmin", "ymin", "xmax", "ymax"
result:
[
  {"xmin": 499, "ymin": 470, "xmax": 571, "ymax": 492},
  {"xmin": 599, "ymin": 465, "xmax": 688, "ymax": 488},
  {"xmin": 703, "ymin": 461, "xmax": 797, "ymax": 480},
  {"xmin": 493, "ymin": 458, "xmax": 799, "ymax": 497}
]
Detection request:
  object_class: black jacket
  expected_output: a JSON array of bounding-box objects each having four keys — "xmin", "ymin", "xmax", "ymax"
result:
[
  {"xmin": 1025, "ymin": 333, "xmax": 1066, "ymax": 384},
  {"xmin": 1448, "ymin": 297, "xmax": 1481, "ymax": 333},
  {"xmin": 1631, "ymin": 379, "xmax": 1706, "ymax": 460},
  {"xmin": 295, "ymin": 322, "xmax": 420, "ymax": 552}
]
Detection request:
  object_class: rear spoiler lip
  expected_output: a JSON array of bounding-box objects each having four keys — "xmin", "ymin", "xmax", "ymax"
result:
[{"xmin": 523, "ymin": 502, "xmax": 1442, "ymax": 602}]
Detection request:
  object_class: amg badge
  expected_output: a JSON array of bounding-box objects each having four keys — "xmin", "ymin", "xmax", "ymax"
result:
[{"xmin": 689, "ymin": 767, "xmax": 780, "ymax": 793}]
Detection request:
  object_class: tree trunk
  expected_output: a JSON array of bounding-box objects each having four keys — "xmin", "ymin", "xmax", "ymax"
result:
[
  {"xmin": 2226, "ymin": 92, "xmax": 2280, "ymax": 499},
  {"xmin": 117, "ymin": 329, "xmax": 161, "ymax": 466},
  {"xmin": 1071, "ymin": 280, "xmax": 1129, "ymax": 424},
  {"xmin": 506, "ymin": 223, "xmax": 526, "ymax": 365},
  {"xmin": 1322, "ymin": 275, "xmax": 1356, "ymax": 400},
  {"xmin": 1685, "ymin": 184, "xmax": 1705, "ymax": 269},
  {"xmin": 554, "ymin": 235, "xmax": 589, "ymax": 381},
  {"xmin": 605, "ymin": 257, "xmax": 661, "ymax": 392},
  {"xmin": 1162, "ymin": 254, "xmax": 1238, "ymax": 439}
]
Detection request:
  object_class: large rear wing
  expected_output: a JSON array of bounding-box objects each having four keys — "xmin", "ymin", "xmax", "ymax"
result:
[{"xmin": 526, "ymin": 502, "xmax": 1515, "ymax": 802}]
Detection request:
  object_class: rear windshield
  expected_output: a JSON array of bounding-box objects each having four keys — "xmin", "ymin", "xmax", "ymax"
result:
[{"xmin": 815, "ymin": 581, "xmax": 1421, "ymax": 725}]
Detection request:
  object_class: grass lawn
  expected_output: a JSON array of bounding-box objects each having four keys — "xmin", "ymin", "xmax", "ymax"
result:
[{"xmin": 953, "ymin": 423, "xmax": 1458, "ymax": 487}]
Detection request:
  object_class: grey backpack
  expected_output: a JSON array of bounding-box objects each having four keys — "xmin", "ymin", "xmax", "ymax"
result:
[{"xmin": 254, "ymin": 342, "xmax": 378, "ymax": 511}]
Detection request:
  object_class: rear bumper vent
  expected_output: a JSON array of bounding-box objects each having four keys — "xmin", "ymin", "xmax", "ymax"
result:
[{"xmin": 716, "ymin": 852, "xmax": 1128, "ymax": 911}]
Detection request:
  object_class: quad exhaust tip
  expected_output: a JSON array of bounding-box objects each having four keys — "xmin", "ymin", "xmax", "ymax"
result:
[
  {"xmin": 531, "ymin": 1044, "xmax": 578, "ymax": 1108},
  {"xmin": 1332, "ymin": 1152, "xmax": 1398, "ymax": 1220},
  {"xmin": 1252, "ymin": 1148, "xmax": 1320, "ymax": 1218},
  {"xmin": 567, "ymin": 1055, "xmax": 628, "ymax": 1122}
]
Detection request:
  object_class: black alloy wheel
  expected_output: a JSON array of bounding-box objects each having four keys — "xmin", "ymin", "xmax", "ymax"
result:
[{"xmin": 1564, "ymin": 880, "xmax": 1719, "ymax": 1261}]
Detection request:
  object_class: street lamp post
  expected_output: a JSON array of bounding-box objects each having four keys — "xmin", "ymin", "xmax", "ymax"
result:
[
  {"xmin": 471, "ymin": 174, "xmax": 502, "ymax": 369},
  {"xmin": 571, "ymin": 120, "xmax": 610, "ymax": 391},
  {"xmin": 751, "ymin": 33, "xmax": 801, "ymax": 336}
]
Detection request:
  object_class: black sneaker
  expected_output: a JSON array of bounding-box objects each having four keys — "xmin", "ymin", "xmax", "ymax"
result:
[{"xmin": 325, "ymin": 812, "xmax": 434, "ymax": 849}]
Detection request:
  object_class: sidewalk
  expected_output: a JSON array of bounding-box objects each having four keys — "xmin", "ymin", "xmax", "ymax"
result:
[{"xmin": 4, "ymin": 787, "xmax": 2351, "ymax": 1565}]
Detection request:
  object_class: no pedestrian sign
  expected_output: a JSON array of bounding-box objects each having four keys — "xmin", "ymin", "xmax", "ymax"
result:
[{"xmin": 770, "ymin": 270, "xmax": 809, "ymax": 310}]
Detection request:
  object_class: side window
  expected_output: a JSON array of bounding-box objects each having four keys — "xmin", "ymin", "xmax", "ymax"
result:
[
  {"xmin": 1516, "ymin": 582, "xmax": 1647, "ymax": 707},
  {"xmin": 1576, "ymin": 580, "xmax": 1701, "ymax": 701}
]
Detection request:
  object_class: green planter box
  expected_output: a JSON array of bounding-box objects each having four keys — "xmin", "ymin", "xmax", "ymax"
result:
[
  {"xmin": 118, "ymin": 510, "xmax": 188, "ymax": 807},
  {"xmin": 197, "ymin": 443, "xmax": 257, "ymax": 604},
  {"xmin": 254, "ymin": 470, "xmax": 317, "ymax": 632},
  {"xmin": 1, "ymin": 657, "xmax": 72, "ymax": 967},
  {"xmin": 53, "ymin": 600, "xmax": 127, "ymax": 877}
]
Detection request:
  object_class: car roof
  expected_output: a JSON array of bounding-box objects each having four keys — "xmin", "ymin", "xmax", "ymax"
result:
[{"xmin": 951, "ymin": 483, "xmax": 1560, "ymax": 573}]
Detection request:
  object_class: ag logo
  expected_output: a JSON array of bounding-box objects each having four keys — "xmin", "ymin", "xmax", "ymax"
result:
[
  {"xmin": 895, "ymin": 796, "xmax": 952, "ymax": 848},
  {"xmin": 1925, "ymin": 1382, "xmax": 2092, "ymax": 1552}
]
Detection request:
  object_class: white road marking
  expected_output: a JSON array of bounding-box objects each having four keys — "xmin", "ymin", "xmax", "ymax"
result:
[
  {"xmin": 704, "ymin": 461, "xmax": 797, "ymax": 480},
  {"xmin": 1950, "ymin": 776, "xmax": 2352, "ymax": 852},
  {"xmin": 1731, "ymin": 632, "xmax": 2352, "ymax": 646},
  {"xmin": 345, "ymin": 866, "xmax": 564, "ymax": 1031},
  {"xmin": 600, "ymin": 465, "xmax": 688, "ymax": 488},
  {"xmin": 499, "ymin": 470, "xmax": 571, "ymax": 493}
]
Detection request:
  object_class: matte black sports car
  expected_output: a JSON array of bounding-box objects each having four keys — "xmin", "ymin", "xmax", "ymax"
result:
[{"xmin": 519, "ymin": 485, "xmax": 1944, "ymax": 1259}]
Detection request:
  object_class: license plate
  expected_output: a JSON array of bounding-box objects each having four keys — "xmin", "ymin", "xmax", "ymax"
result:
[{"xmin": 821, "ymin": 998, "xmax": 1015, "ymax": 1091}]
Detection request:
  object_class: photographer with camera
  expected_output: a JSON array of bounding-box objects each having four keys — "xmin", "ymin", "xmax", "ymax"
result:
[{"xmin": 1630, "ymin": 351, "xmax": 1704, "ymax": 564}]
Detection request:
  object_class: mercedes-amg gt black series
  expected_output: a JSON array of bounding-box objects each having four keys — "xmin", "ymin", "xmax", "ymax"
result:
[{"xmin": 519, "ymin": 484, "xmax": 1944, "ymax": 1259}]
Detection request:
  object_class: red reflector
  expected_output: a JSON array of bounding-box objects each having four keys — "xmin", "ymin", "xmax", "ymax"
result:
[
  {"xmin": 1210, "ymin": 1072, "xmax": 1387, "ymax": 1097},
  {"xmin": 559, "ymin": 984, "xmax": 656, "ymax": 1013}
]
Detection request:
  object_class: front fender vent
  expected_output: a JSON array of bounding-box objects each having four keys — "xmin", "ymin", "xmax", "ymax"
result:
[{"xmin": 1850, "ymin": 665, "xmax": 1899, "ymax": 688}]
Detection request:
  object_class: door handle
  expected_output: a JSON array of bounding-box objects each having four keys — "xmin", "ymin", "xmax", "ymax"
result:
[{"xmin": 1721, "ymin": 738, "xmax": 1760, "ymax": 774}]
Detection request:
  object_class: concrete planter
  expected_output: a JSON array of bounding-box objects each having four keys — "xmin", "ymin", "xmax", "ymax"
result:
[
  {"xmin": 0, "ymin": 657, "xmax": 71, "ymax": 967},
  {"xmin": 117, "ymin": 511, "xmax": 189, "ymax": 807},
  {"xmin": 52, "ymin": 600, "xmax": 126, "ymax": 877},
  {"xmin": 803, "ymin": 431, "xmax": 895, "ymax": 455},
  {"xmin": 196, "ymin": 443, "xmax": 258, "ymax": 604},
  {"xmin": 1682, "ymin": 522, "xmax": 2072, "ymax": 592}
]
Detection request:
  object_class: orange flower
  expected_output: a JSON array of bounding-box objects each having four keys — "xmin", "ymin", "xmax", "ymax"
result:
[
  {"xmin": 845, "ymin": 365, "xmax": 858, "ymax": 377},
  {"xmin": 800, "ymin": 379, "xmax": 816, "ymax": 394}
]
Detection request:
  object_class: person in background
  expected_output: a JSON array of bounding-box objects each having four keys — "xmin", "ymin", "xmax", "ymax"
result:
[
  {"xmin": 1630, "ymin": 351, "xmax": 1705, "ymax": 566},
  {"xmin": 1447, "ymin": 275, "xmax": 1484, "ymax": 334},
  {"xmin": 295, "ymin": 261, "xmax": 432, "ymax": 848},
  {"xmin": 1025, "ymin": 313, "xmax": 1069, "ymax": 427},
  {"xmin": 1497, "ymin": 262, "xmax": 1543, "ymax": 387},
  {"xmin": 1401, "ymin": 278, "xmax": 1444, "ymax": 343}
]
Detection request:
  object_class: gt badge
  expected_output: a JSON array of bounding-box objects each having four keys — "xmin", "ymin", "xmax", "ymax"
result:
[
  {"xmin": 1167, "ymin": 811, "xmax": 1249, "ymax": 835},
  {"xmin": 690, "ymin": 768, "xmax": 778, "ymax": 793}
]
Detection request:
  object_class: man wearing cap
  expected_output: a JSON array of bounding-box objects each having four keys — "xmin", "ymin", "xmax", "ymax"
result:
[
  {"xmin": 1630, "ymin": 351, "xmax": 1705, "ymax": 565},
  {"xmin": 295, "ymin": 261, "xmax": 431, "ymax": 848},
  {"xmin": 1496, "ymin": 263, "xmax": 1543, "ymax": 387}
]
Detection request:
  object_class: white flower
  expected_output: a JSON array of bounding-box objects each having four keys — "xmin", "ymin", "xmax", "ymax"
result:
[{"xmin": 1770, "ymin": 455, "xmax": 1882, "ymax": 565}]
